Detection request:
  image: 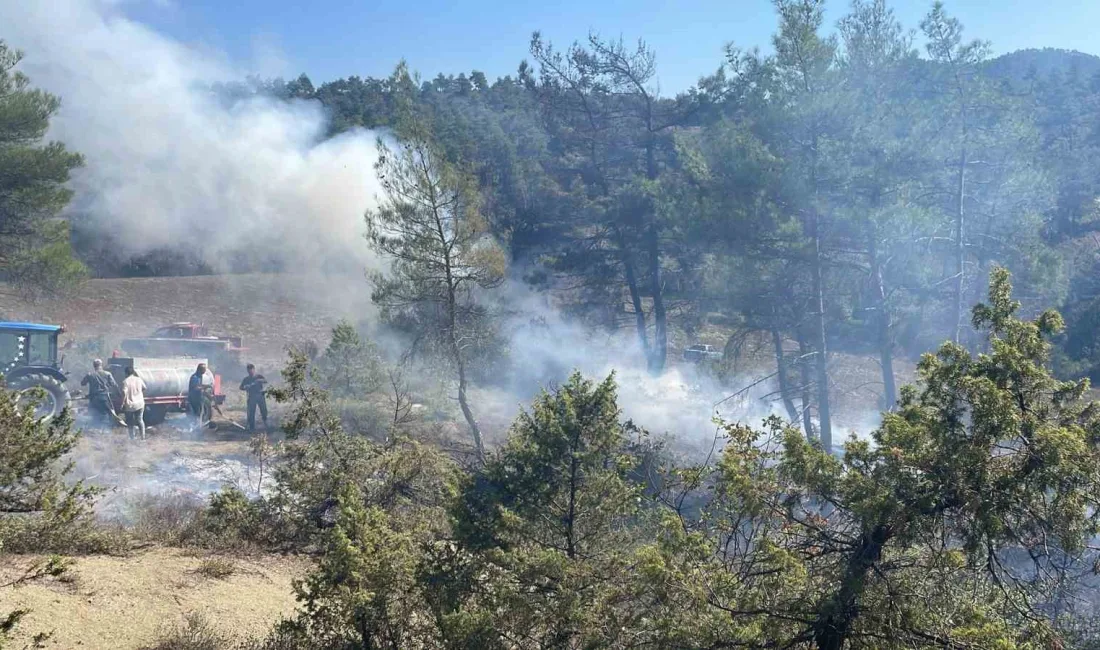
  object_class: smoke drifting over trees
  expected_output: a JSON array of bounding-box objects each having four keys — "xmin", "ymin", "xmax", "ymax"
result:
[{"xmin": 2, "ymin": 0, "xmax": 386, "ymax": 276}]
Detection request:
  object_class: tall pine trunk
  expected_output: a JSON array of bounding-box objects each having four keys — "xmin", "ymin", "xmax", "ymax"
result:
[
  {"xmin": 810, "ymin": 210, "xmax": 832, "ymax": 451},
  {"xmin": 445, "ymin": 269, "xmax": 484, "ymax": 463},
  {"xmin": 953, "ymin": 144, "xmax": 967, "ymax": 344},
  {"xmin": 455, "ymin": 355, "xmax": 483, "ymax": 464},
  {"xmin": 869, "ymin": 237, "xmax": 897, "ymax": 409},
  {"xmin": 797, "ymin": 331, "xmax": 817, "ymax": 441},
  {"xmin": 646, "ymin": 223, "xmax": 667, "ymax": 374},
  {"xmin": 621, "ymin": 248, "xmax": 650, "ymax": 362},
  {"xmin": 645, "ymin": 139, "xmax": 667, "ymax": 374},
  {"xmin": 772, "ymin": 326, "xmax": 800, "ymax": 424}
]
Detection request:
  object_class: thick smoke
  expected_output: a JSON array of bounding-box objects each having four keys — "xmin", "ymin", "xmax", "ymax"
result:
[
  {"xmin": 490, "ymin": 285, "xmax": 789, "ymax": 455},
  {"xmin": 3, "ymin": 0, "xmax": 383, "ymax": 274}
]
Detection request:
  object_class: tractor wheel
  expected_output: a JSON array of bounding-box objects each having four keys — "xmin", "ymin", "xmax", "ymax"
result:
[
  {"xmin": 143, "ymin": 405, "xmax": 168, "ymax": 426},
  {"xmin": 12, "ymin": 373, "xmax": 72, "ymax": 420}
]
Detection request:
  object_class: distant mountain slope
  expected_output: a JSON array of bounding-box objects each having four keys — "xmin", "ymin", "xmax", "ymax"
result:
[{"xmin": 986, "ymin": 48, "xmax": 1100, "ymax": 83}]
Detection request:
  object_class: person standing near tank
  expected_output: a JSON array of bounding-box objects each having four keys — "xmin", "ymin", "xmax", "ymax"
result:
[
  {"xmin": 188, "ymin": 362, "xmax": 208, "ymax": 432},
  {"xmin": 239, "ymin": 363, "xmax": 269, "ymax": 433},
  {"xmin": 81, "ymin": 358, "xmax": 122, "ymax": 427},
  {"xmin": 121, "ymin": 366, "xmax": 148, "ymax": 440}
]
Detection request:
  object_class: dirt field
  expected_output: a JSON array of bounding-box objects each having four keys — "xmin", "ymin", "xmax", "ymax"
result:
[
  {"xmin": 0, "ymin": 273, "xmax": 376, "ymax": 368},
  {"xmin": 0, "ymin": 547, "xmax": 308, "ymax": 649}
]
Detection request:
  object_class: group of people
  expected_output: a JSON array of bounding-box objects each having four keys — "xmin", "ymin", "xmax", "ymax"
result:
[
  {"xmin": 80, "ymin": 359, "xmax": 269, "ymax": 439},
  {"xmin": 184, "ymin": 362, "xmax": 269, "ymax": 433}
]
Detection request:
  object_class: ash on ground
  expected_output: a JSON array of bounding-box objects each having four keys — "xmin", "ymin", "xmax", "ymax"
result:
[{"xmin": 71, "ymin": 417, "xmax": 265, "ymax": 522}]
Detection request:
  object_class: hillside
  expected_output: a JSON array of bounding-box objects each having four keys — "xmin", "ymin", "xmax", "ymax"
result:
[
  {"xmin": 0, "ymin": 273, "xmax": 376, "ymax": 369},
  {"xmin": 986, "ymin": 47, "xmax": 1100, "ymax": 83}
]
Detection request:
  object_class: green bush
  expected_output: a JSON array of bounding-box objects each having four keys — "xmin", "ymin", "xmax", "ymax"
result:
[
  {"xmin": 316, "ymin": 321, "xmax": 383, "ymax": 399},
  {"xmin": 0, "ymin": 385, "xmax": 102, "ymax": 554},
  {"xmin": 0, "ymin": 382, "xmax": 102, "ymax": 645}
]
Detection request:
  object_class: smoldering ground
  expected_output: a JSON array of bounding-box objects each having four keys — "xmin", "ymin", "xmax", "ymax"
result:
[{"xmin": 72, "ymin": 429, "xmax": 261, "ymax": 522}]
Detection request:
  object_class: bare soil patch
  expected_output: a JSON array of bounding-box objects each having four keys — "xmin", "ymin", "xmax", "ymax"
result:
[{"xmin": 0, "ymin": 547, "xmax": 307, "ymax": 649}]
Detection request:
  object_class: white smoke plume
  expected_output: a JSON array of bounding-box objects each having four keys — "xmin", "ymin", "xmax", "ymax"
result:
[
  {"xmin": 2, "ymin": 0, "xmax": 383, "ymax": 273},
  {"xmin": 491, "ymin": 284, "xmax": 789, "ymax": 455}
]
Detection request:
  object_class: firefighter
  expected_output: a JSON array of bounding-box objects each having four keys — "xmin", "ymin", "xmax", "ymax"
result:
[
  {"xmin": 239, "ymin": 363, "xmax": 268, "ymax": 433},
  {"xmin": 187, "ymin": 363, "xmax": 208, "ymax": 431},
  {"xmin": 81, "ymin": 359, "xmax": 122, "ymax": 427}
]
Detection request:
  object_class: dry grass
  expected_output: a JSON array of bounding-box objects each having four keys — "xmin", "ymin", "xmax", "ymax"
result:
[
  {"xmin": 195, "ymin": 557, "xmax": 237, "ymax": 580},
  {"xmin": 143, "ymin": 613, "xmax": 228, "ymax": 650},
  {"xmin": 125, "ymin": 491, "xmax": 206, "ymax": 545},
  {"xmin": 0, "ymin": 547, "xmax": 307, "ymax": 650}
]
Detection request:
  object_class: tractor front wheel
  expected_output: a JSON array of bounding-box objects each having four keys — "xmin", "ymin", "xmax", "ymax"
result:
[{"xmin": 11, "ymin": 374, "xmax": 72, "ymax": 420}]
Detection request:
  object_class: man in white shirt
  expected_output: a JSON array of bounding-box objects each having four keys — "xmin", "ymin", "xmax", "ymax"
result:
[{"xmin": 121, "ymin": 366, "xmax": 148, "ymax": 440}]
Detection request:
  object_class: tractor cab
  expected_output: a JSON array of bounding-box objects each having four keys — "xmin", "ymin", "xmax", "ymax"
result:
[
  {"xmin": 0, "ymin": 322, "xmax": 65, "ymax": 374},
  {"xmin": 0, "ymin": 321, "xmax": 72, "ymax": 419}
]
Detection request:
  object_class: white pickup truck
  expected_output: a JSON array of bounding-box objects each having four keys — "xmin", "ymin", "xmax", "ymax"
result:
[{"xmin": 682, "ymin": 344, "xmax": 723, "ymax": 363}]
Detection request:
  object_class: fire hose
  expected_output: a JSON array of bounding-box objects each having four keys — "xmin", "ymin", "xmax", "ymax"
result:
[{"xmin": 204, "ymin": 386, "xmax": 247, "ymax": 431}]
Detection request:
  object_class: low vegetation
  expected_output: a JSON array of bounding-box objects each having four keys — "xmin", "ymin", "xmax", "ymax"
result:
[
  {"xmin": 194, "ymin": 557, "xmax": 236, "ymax": 580},
  {"xmin": 143, "ymin": 613, "xmax": 229, "ymax": 650},
  {"xmin": 6, "ymin": 266, "xmax": 1100, "ymax": 648},
  {"xmin": 2, "ymin": 269, "xmax": 1098, "ymax": 649}
]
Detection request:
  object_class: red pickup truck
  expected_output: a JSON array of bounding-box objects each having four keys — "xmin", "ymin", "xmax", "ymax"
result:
[{"xmin": 120, "ymin": 323, "xmax": 246, "ymax": 374}]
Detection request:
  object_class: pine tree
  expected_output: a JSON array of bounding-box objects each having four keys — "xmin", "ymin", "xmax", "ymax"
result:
[
  {"xmin": 652, "ymin": 268, "xmax": 1100, "ymax": 648},
  {"xmin": 444, "ymin": 372, "xmax": 648, "ymax": 647},
  {"xmin": 366, "ymin": 93, "xmax": 506, "ymax": 463},
  {"xmin": 317, "ymin": 320, "xmax": 383, "ymax": 398},
  {"xmin": 0, "ymin": 41, "xmax": 86, "ymax": 297}
]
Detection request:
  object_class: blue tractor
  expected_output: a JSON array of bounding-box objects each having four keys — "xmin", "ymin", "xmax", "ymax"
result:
[{"xmin": 0, "ymin": 321, "xmax": 72, "ymax": 419}]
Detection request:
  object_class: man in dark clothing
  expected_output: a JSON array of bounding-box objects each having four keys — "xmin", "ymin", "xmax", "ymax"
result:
[
  {"xmin": 188, "ymin": 363, "xmax": 208, "ymax": 432},
  {"xmin": 81, "ymin": 359, "xmax": 122, "ymax": 426},
  {"xmin": 239, "ymin": 363, "xmax": 268, "ymax": 432}
]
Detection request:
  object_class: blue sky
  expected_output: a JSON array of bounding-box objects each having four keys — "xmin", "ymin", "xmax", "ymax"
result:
[{"xmin": 125, "ymin": 0, "xmax": 1100, "ymax": 94}]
